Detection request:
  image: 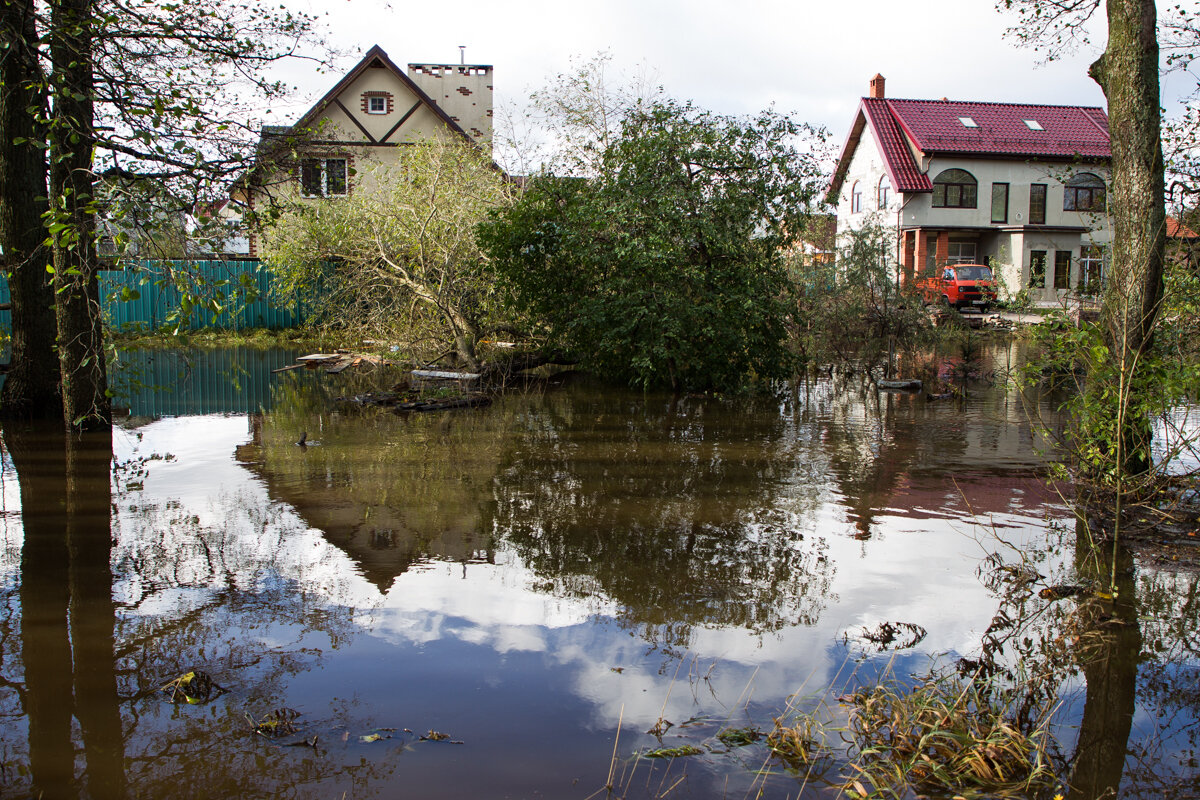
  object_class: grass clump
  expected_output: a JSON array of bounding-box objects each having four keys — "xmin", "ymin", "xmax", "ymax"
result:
[
  {"xmin": 766, "ymin": 712, "xmax": 823, "ymax": 768},
  {"xmin": 842, "ymin": 674, "xmax": 1056, "ymax": 798}
]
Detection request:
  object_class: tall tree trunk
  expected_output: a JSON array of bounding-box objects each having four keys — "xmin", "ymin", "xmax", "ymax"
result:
[
  {"xmin": 50, "ymin": 0, "xmax": 109, "ymax": 430},
  {"xmin": 0, "ymin": 0, "xmax": 61, "ymax": 417},
  {"xmin": 1089, "ymin": 0, "xmax": 1165, "ymax": 476}
]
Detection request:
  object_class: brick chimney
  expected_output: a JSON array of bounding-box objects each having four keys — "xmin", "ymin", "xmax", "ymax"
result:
[{"xmin": 869, "ymin": 73, "xmax": 885, "ymax": 99}]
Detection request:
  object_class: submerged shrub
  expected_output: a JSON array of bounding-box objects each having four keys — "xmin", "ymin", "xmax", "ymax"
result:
[{"xmin": 843, "ymin": 674, "xmax": 1057, "ymax": 798}]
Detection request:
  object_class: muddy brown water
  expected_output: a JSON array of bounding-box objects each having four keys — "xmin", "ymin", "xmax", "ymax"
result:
[{"xmin": 0, "ymin": 343, "xmax": 1194, "ymax": 798}]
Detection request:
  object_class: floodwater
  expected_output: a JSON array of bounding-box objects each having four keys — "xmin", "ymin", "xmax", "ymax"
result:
[{"xmin": 0, "ymin": 343, "xmax": 1195, "ymax": 799}]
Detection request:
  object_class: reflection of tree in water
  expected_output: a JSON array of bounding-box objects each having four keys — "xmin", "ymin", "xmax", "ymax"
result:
[
  {"xmin": 241, "ymin": 375, "xmax": 520, "ymax": 591},
  {"xmin": 490, "ymin": 388, "xmax": 835, "ymax": 646},
  {"xmin": 0, "ymin": 421, "xmax": 400, "ymax": 799}
]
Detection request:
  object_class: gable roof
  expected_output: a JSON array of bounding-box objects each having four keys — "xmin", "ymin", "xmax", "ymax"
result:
[
  {"xmin": 828, "ymin": 93, "xmax": 1110, "ymax": 202},
  {"xmin": 886, "ymin": 99, "xmax": 1110, "ymax": 159},
  {"xmin": 286, "ymin": 44, "xmax": 475, "ymax": 144}
]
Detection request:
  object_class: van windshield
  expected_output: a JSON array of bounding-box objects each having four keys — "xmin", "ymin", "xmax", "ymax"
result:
[{"xmin": 954, "ymin": 265, "xmax": 993, "ymax": 281}]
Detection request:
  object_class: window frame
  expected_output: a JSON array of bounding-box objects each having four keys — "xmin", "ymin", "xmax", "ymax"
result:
[
  {"xmin": 990, "ymin": 182, "xmax": 1009, "ymax": 224},
  {"xmin": 1079, "ymin": 245, "xmax": 1106, "ymax": 293},
  {"xmin": 1063, "ymin": 172, "xmax": 1106, "ymax": 212},
  {"xmin": 367, "ymin": 95, "xmax": 387, "ymax": 114},
  {"xmin": 299, "ymin": 157, "xmax": 349, "ymax": 198},
  {"xmin": 1029, "ymin": 250, "xmax": 1047, "ymax": 288},
  {"xmin": 877, "ymin": 175, "xmax": 891, "ymax": 210},
  {"xmin": 931, "ymin": 168, "xmax": 978, "ymax": 209},
  {"xmin": 851, "ymin": 181, "xmax": 863, "ymax": 214},
  {"xmin": 1053, "ymin": 250, "xmax": 1071, "ymax": 289},
  {"xmin": 1029, "ymin": 184, "xmax": 1047, "ymax": 225}
]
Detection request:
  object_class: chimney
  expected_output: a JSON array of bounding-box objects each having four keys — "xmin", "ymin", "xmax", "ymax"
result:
[{"xmin": 869, "ymin": 73, "xmax": 885, "ymax": 99}]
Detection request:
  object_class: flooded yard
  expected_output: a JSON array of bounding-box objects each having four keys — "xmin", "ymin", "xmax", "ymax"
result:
[{"xmin": 0, "ymin": 343, "xmax": 1196, "ymax": 798}]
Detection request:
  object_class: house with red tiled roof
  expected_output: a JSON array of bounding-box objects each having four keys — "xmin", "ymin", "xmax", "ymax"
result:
[
  {"xmin": 828, "ymin": 75, "xmax": 1112, "ymax": 303},
  {"xmin": 237, "ymin": 45, "xmax": 493, "ymax": 255}
]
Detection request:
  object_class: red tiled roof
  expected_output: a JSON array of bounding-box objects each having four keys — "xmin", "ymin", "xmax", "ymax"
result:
[
  {"xmin": 1168, "ymin": 217, "xmax": 1199, "ymax": 239},
  {"xmin": 862, "ymin": 98, "xmax": 931, "ymax": 193},
  {"xmin": 886, "ymin": 99, "xmax": 1110, "ymax": 159}
]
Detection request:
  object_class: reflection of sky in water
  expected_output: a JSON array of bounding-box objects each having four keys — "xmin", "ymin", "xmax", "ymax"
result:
[
  {"xmin": 103, "ymin": 412, "xmax": 1065, "ymax": 738},
  {"xmin": 13, "ymin": 365, "xmax": 1190, "ymax": 798}
]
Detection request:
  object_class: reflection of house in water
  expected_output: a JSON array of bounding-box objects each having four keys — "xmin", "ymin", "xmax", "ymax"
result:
[
  {"xmin": 820, "ymin": 344, "xmax": 1061, "ymax": 538},
  {"xmin": 235, "ymin": 413, "xmax": 496, "ymax": 592}
]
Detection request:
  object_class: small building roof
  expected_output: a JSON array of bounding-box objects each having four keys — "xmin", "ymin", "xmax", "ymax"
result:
[{"xmin": 1168, "ymin": 217, "xmax": 1199, "ymax": 239}]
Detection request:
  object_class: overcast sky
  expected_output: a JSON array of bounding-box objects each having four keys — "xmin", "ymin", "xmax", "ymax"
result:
[{"xmin": 270, "ymin": 0, "xmax": 1193, "ymax": 145}]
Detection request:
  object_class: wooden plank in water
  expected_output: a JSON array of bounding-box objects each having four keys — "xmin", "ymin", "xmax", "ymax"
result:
[{"xmin": 412, "ymin": 369, "xmax": 482, "ymax": 381}]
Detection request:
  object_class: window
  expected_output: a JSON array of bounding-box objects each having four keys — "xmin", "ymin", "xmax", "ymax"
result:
[
  {"xmin": 1029, "ymin": 184, "xmax": 1046, "ymax": 225},
  {"xmin": 1064, "ymin": 172, "xmax": 1106, "ymax": 212},
  {"xmin": 991, "ymin": 183, "xmax": 1009, "ymax": 224},
  {"xmin": 1023, "ymin": 119, "xmax": 1044, "ymax": 131},
  {"xmin": 361, "ymin": 91, "xmax": 393, "ymax": 115},
  {"xmin": 947, "ymin": 241, "xmax": 977, "ymax": 264},
  {"xmin": 851, "ymin": 181, "xmax": 863, "ymax": 213},
  {"xmin": 877, "ymin": 175, "xmax": 891, "ymax": 210},
  {"xmin": 1079, "ymin": 245, "xmax": 1106, "ymax": 293},
  {"xmin": 1029, "ymin": 250, "xmax": 1047, "ymax": 288},
  {"xmin": 932, "ymin": 168, "xmax": 977, "ymax": 208},
  {"xmin": 300, "ymin": 158, "xmax": 348, "ymax": 198},
  {"xmin": 958, "ymin": 117, "xmax": 978, "ymax": 128},
  {"xmin": 1054, "ymin": 250, "xmax": 1071, "ymax": 289}
]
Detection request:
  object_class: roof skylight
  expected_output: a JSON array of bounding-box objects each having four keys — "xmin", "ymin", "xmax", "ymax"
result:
[
  {"xmin": 958, "ymin": 117, "xmax": 978, "ymax": 128},
  {"xmin": 1023, "ymin": 119, "xmax": 1045, "ymax": 131}
]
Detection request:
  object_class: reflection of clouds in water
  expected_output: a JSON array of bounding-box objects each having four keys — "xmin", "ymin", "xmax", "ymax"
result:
[
  {"xmin": 111, "ymin": 414, "xmax": 384, "ymax": 611},
  {"xmin": 75, "ymin": 404, "xmax": 1068, "ymax": 739}
]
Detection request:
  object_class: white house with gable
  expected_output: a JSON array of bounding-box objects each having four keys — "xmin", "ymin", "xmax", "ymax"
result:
[{"xmin": 828, "ymin": 75, "xmax": 1112, "ymax": 303}]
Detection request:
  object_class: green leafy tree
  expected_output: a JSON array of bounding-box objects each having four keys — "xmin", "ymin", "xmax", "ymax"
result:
[
  {"xmin": 793, "ymin": 218, "xmax": 933, "ymax": 376},
  {"xmin": 480, "ymin": 98, "xmax": 825, "ymax": 392},
  {"xmin": 263, "ymin": 137, "xmax": 515, "ymax": 371}
]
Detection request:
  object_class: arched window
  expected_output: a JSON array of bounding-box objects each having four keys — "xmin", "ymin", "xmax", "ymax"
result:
[
  {"xmin": 851, "ymin": 181, "xmax": 863, "ymax": 213},
  {"xmin": 931, "ymin": 168, "xmax": 977, "ymax": 208},
  {"xmin": 878, "ymin": 175, "xmax": 892, "ymax": 210},
  {"xmin": 1064, "ymin": 172, "xmax": 1106, "ymax": 212}
]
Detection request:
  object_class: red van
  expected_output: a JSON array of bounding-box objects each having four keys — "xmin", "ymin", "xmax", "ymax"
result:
[{"xmin": 918, "ymin": 264, "xmax": 998, "ymax": 310}]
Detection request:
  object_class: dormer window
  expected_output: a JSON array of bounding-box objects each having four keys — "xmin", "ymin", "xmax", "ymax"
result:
[
  {"xmin": 958, "ymin": 117, "xmax": 978, "ymax": 128},
  {"xmin": 1023, "ymin": 119, "xmax": 1044, "ymax": 131}
]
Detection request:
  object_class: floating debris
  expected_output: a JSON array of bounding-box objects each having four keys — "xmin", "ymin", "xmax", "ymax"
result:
[
  {"xmin": 420, "ymin": 730, "xmax": 464, "ymax": 744},
  {"xmin": 646, "ymin": 718, "xmax": 673, "ymax": 737},
  {"xmin": 1039, "ymin": 584, "xmax": 1089, "ymax": 601},
  {"xmin": 716, "ymin": 727, "xmax": 762, "ymax": 748},
  {"xmin": 249, "ymin": 708, "xmax": 301, "ymax": 739},
  {"xmin": 160, "ymin": 670, "xmax": 225, "ymax": 705},
  {"xmin": 642, "ymin": 744, "xmax": 705, "ymax": 759}
]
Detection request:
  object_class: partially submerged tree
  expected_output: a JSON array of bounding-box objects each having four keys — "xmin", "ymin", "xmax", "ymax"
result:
[
  {"xmin": 0, "ymin": 0, "xmax": 59, "ymax": 417},
  {"xmin": 1, "ymin": 0, "xmax": 326, "ymax": 428},
  {"xmin": 263, "ymin": 137, "xmax": 515, "ymax": 371},
  {"xmin": 1001, "ymin": 0, "xmax": 1169, "ymax": 485},
  {"xmin": 480, "ymin": 98, "xmax": 825, "ymax": 392}
]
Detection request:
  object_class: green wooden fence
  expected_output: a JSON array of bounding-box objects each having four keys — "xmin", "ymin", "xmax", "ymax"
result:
[{"xmin": 0, "ymin": 259, "xmax": 309, "ymax": 332}]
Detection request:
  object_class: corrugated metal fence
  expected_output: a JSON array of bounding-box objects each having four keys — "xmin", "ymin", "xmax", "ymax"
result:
[{"xmin": 0, "ymin": 259, "xmax": 308, "ymax": 332}]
